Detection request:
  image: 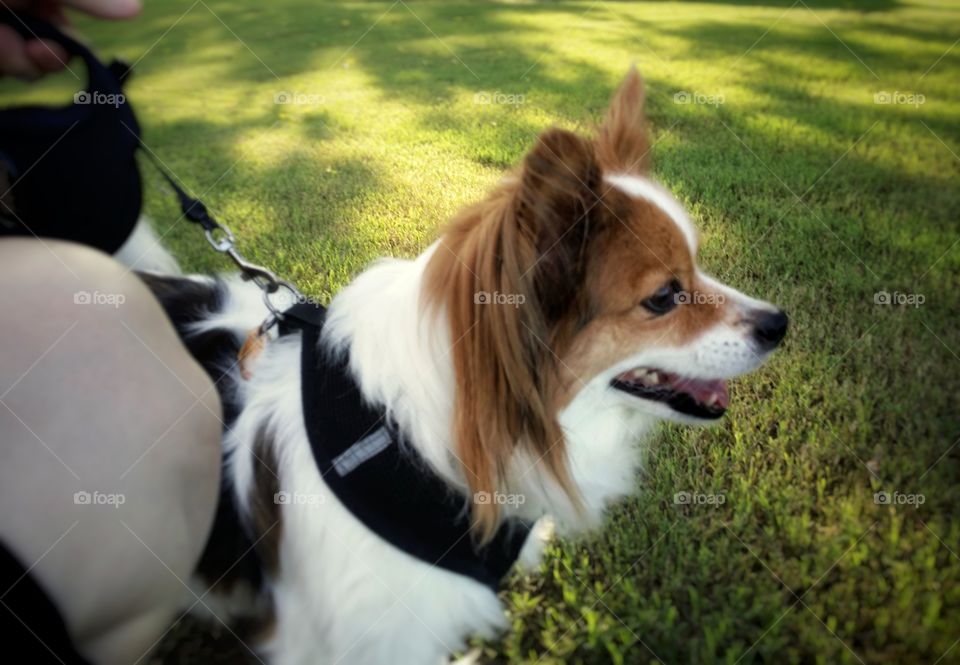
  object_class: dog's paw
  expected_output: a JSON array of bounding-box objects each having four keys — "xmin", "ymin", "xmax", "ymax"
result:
[
  {"xmin": 515, "ymin": 515, "xmax": 556, "ymax": 572},
  {"xmin": 450, "ymin": 647, "xmax": 483, "ymax": 665}
]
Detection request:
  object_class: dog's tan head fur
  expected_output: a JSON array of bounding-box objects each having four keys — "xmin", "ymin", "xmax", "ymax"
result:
[{"xmin": 425, "ymin": 68, "xmax": 785, "ymax": 539}]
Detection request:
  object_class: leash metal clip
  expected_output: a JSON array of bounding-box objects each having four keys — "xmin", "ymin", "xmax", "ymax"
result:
[
  {"xmin": 203, "ymin": 221, "xmax": 306, "ymax": 335},
  {"xmin": 253, "ymin": 279, "xmax": 305, "ymax": 338},
  {"xmin": 204, "ymin": 224, "xmax": 235, "ymax": 252},
  {"xmin": 144, "ymin": 150, "xmax": 308, "ymax": 337}
]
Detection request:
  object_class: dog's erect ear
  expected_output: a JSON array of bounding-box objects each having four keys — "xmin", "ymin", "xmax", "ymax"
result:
[
  {"xmin": 516, "ymin": 127, "xmax": 600, "ymax": 323},
  {"xmin": 595, "ymin": 65, "xmax": 651, "ymax": 173}
]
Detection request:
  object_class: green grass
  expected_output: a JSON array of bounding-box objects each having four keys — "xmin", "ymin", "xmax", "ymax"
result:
[{"xmin": 4, "ymin": 0, "xmax": 959, "ymax": 662}]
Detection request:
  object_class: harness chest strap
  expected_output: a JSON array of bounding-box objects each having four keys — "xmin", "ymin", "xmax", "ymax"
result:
[{"xmin": 279, "ymin": 303, "xmax": 532, "ymax": 590}]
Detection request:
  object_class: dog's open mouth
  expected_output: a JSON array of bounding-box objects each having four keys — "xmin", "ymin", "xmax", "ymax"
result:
[{"xmin": 611, "ymin": 368, "xmax": 729, "ymax": 419}]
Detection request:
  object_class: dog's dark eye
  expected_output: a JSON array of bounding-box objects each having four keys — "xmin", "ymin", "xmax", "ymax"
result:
[{"xmin": 641, "ymin": 280, "xmax": 681, "ymax": 315}]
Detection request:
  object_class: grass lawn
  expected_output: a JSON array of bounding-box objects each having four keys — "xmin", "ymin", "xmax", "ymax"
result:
[{"xmin": 4, "ymin": 0, "xmax": 959, "ymax": 662}]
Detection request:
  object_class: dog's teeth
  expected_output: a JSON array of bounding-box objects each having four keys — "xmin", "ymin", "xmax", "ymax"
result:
[
  {"xmin": 706, "ymin": 393, "xmax": 719, "ymax": 407},
  {"xmin": 627, "ymin": 369, "xmax": 647, "ymax": 382},
  {"xmin": 647, "ymin": 372, "xmax": 660, "ymax": 385}
]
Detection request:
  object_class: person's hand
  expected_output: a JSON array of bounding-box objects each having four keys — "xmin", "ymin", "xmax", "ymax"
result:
[{"xmin": 0, "ymin": 0, "xmax": 141, "ymax": 80}]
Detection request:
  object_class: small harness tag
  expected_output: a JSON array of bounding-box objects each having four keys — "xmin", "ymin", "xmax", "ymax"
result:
[
  {"xmin": 331, "ymin": 427, "xmax": 393, "ymax": 476},
  {"xmin": 238, "ymin": 328, "xmax": 267, "ymax": 380}
]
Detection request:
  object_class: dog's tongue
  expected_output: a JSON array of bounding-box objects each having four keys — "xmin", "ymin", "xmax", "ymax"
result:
[{"xmin": 666, "ymin": 373, "xmax": 729, "ymax": 409}]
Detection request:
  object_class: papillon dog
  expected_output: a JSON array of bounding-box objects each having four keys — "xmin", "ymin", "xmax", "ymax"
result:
[{"xmin": 133, "ymin": 68, "xmax": 787, "ymax": 665}]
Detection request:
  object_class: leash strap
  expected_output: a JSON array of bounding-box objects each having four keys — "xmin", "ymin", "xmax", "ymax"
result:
[
  {"xmin": 139, "ymin": 148, "xmax": 305, "ymax": 333},
  {"xmin": 136, "ymin": 142, "xmax": 307, "ymax": 333},
  {"xmin": 139, "ymin": 150, "xmax": 218, "ymax": 233},
  {"xmin": 1, "ymin": 9, "xmax": 307, "ymax": 333}
]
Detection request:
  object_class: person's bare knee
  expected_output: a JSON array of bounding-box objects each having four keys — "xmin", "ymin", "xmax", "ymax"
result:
[{"xmin": 0, "ymin": 238, "xmax": 222, "ymax": 663}]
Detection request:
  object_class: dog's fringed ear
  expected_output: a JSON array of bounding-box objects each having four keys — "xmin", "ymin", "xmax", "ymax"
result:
[
  {"xmin": 595, "ymin": 65, "xmax": 651, "ymax": 173},
  {"xmin": 423, "ymin": 127, "xmax": 597, "ymax": 542},
  {"xmin": 456, "ymin": 126, "xmax": 597, "ymax": 535},
  {"xmin": 516, "ymin": 127, "xmax": 600, "ymax": 323}
]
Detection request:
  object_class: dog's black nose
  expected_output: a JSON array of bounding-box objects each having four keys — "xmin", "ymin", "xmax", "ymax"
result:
[{"xmin": 752, "ymin": 309, "xmax": 788, "ymax": 350}]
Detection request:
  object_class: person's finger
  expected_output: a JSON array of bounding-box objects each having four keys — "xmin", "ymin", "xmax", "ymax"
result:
[
  {"xmin": 60, "ymin": 0, "xmax": 142, "ymax": 20},
  {"xmin": 24, "ymin": 38, "xmax": 69, "ymax": 73},
  {"xmin": 0, "ymin": 25, "xmax": 43, "ymax": 80},
  {"xmin": 1, "ymin": 0, "xmax": 35, "ymax": 10},
  {"xmin": 3, "ymin": 0, "xmax": 66, "ymax": 27}
]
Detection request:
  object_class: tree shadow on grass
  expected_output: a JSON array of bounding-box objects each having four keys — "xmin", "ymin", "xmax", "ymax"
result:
[
  {"xmin": 74, "ymin": 0, "xmax": 955, "ymax": 177},
  {"xmin": 134, "ymin": 108, "xmax": 390, "ymax": 297},
  {"xmin": 637, "ymin": 0, "xmax": 900, "ymax": 10},
  {"xmin": 35, "ymin": 1, "xmax": 956, "ymax": 662}
]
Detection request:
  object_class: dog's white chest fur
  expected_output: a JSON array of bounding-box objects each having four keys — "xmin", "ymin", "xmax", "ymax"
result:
[{"xmin": 195, "ymin": 252, "xmax": 655, "ymax": 665}]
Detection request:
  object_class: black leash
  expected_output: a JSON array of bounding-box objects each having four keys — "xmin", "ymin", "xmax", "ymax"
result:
[
  {"xmin": 138, "ymin": 144, "xmax": 306, "ymax": 336},
  {"xmin": 138, "ymin": 148, "xmax": 218, "ymax": 234}
]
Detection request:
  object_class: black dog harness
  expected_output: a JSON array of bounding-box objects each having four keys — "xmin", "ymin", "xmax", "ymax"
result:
[{"xmin": 279, "ymin": 303, "xmax": 532, "ymax": 590}]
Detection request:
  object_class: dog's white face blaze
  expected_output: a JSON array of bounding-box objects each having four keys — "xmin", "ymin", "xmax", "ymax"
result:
[
  {"xmin": 414, "ymin": 68, "xmax": 788, "ymax": 540},
  {"xmin": 518, "ymin": 173, "xmax": 787, "ymax": 531},
  {"xmin": 591, "ymin": 276, "xmax": 779, "ymax": 425},
  {"xmin": 556, "ymin": 173, "xmax": 783, "ymax": 425}
]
